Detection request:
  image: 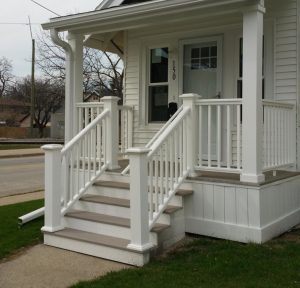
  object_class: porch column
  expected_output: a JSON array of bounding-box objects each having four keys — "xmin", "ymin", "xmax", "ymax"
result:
[
  {"xmin": 180, "ymin": 93, "xmax": 201, "ymax": 177},
  {"xmin": 240, "ymin": 2, "xmax": 265, "ymax": 183},
  {"xmin": 68, "ymin": 33, "xmax": 84, "ymax": 138},
  {"xmin": 102, "ymin": 96, "xmax": 120, "ymax": 170}
]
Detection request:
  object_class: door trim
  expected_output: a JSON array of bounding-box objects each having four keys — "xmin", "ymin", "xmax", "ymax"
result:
[{"xmin": 178, "ymin": 35, "xmax": 223, "ymax": 102}]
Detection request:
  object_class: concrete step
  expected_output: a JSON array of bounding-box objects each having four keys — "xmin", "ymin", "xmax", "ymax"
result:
[{"xmin": 43, "ymin": 228, "xmax": 150, "ymax": 266}]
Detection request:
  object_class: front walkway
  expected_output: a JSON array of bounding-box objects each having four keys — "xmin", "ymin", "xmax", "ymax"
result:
[{"xmin": 0, "ymin": 245, "xmax": 129, "ymax": 288}]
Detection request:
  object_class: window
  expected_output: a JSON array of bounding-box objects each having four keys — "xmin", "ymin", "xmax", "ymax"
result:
[
  {"xmin": 190, "ymin": 46, "xmax": 217, "ymax": 70},
  {"xmin": 148, "ymin": 47, "xmax": 169, "ymax": 122}
]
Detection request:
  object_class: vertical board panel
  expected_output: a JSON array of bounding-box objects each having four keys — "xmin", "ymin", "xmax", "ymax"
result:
[
  {"xmin": 203, "ymin": 184, "xmax": 214, "ymax": 220},
  {"xmin": 236, "ymin": 188, "xmax": 248, "ymax": 226},
  {"xmin": 214, "ymin": 185, "xmax": 225, "ymax": 222},
  {"xmin": 247, "ymin": 189, "xmax": 260, "ymax": 227},
  {"xmin": 225, "ymin": 187, "xmax": 237, "ymax": 224}
]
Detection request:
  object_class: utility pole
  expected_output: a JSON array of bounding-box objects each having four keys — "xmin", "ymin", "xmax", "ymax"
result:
[{"xmin": 28, "ymin": 17, "xmax": 35, "ymax": 137}]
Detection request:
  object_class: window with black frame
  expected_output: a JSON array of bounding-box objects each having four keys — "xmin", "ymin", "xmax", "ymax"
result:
[{"xmin": 148, "ymin": 47, "xmax": 169, "ymax": 122}]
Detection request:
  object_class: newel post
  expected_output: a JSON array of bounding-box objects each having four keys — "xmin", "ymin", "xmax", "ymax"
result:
[
  {"xmin": 127, "ymin": 148, "xmax": 153, "ymax": 252},
  {"xmin": 102, "ymin": 96, "xmax": 120, "ymax": 170},
  {"xmin": 180, "ymin": 93, "xmax": 201, "ymax": 177},
  {"xmin": 41, "ymin": 144, "xmax": 64, "ymax": 233}
]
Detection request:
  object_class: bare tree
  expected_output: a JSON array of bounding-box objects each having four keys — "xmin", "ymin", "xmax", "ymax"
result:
[
  {"xmin": 9, "ymin": 77, "xmax": 64, "ymax": 137},
  {"xmin": 0, "ymin": 57, "xmax": 13, "ymax": 98},
  {"xmin": 36, "ymin": 31, "xmax": 124, "ymax": 101}
]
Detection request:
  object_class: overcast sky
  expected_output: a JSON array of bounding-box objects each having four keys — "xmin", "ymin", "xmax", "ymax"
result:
[{"xmin": 0, "ymin": 0, "xmax": 101, "ymax": 77}]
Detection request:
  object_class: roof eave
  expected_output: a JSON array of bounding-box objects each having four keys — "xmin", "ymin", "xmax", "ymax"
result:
[{"xmin": 42, "ymin": 0, "xmax": 250, "ymax": 33}]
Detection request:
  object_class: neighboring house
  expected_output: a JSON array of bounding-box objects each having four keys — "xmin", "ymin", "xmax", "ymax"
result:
[{"xmin": 40, "ymin": 0, "xmax": 300, "ymax": 266}]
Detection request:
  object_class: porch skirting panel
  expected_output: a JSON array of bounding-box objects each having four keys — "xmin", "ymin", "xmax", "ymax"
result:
[{"xmin": 184, "ymin": 175, "xmax": 300, "ymax": 243}]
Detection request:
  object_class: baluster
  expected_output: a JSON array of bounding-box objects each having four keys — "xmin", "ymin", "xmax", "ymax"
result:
[
  {"xmin": 84, "ymin": 107, "xmax": 88, "ymax": 128},
  {"xmin": 179, "ymin": 122, "xmax": 183, "ymax": 177},
  {"xmin": 155, "ymin": 155, "xmax": 159, "ymax": 213},
  {"xmin": 76, "ymin": 143, "xmax": 80, "ymax": 196},
  {"xmin": 217, "ymin": 105, "xmax": 221, "ymax": 168},
  {"xmin": 237, "ymin": 104, "xmax": 241, "ymax": 169},
  {"xmin": 159, "ymin": 147, "xmax": 164, "ymax": 205},
  {"xmin": 170, "ymin": 135, "xmax": 174, "ymax": 190},
  {"xmin": 198, "ymin": 105, "xmax": 202, "ymax": 167},
  {"xmin": 208, "ymin": 105, "xmax": 211, "ymax": 168},
  {"xmin": 174, "ymin": 128, "xmax": 178, "ymax": 182},
  {"xmin": 78, "ymin": 107, "xmax": 82, "ymax": 133},
  {"xmin": 164, "ymin": 140, "xmax": 169, "ymax": 198},
  {"xmin": 93, "ymin": 126, "xmax": 97, "ymax": 175},
  {"xmin": 70, "ymin": 149, "xmax": 74, "ymax": 199},
  {"xmin": 226, "ymin": 105, "xmax": 232, "ymax": 168},
  {"xmin": 88, "ymin": 132, "xmax": 91, "ymax": 181},
  {"xmin": 149, "ymin": 159, "xmax": 154, "ymax": 220}
]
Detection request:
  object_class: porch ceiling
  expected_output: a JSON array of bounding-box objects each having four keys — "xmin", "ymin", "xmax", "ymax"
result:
[{"xmin": 42, "ymin": 0, "xmax": 259, "ymax": 35}]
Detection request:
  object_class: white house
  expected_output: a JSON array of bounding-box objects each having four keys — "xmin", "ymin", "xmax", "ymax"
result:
[{"xmin": 40, "ymin": 0, "xmax": 300, "ymax": 266}]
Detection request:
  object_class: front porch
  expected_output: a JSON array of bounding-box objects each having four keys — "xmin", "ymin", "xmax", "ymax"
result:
[{"xmin": 40, "ymin": 0, "xmax": 300, "ymax": 266}]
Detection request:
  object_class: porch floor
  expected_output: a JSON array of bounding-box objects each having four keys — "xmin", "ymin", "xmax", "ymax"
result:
[{"xmin": 112, "ymin": 158, "xmax": 300, "ymax": 187}]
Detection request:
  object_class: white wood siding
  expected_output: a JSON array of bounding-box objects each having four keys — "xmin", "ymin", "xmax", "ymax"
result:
[{"xmin": 274, "ymin": 0, "xmax": 298, "ymax": 101}]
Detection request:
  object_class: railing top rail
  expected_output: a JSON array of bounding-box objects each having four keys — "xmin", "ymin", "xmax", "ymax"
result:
[
  {"xmin": 196, "ymin": 98, "xmax": 243, "ymax": 106},
  {"xmin": 118, "ymin": 105, "xmax": 133, "ymax": 111},
  {"xmin": 263, "ymin": 100, "xmax": 294, "ymax": 109},
  {"xmin": 146, "ymin": 105, "xmax": 183, "ymax": 149},
  {"xmin": 147, "ymin": 106, "xmax": 190, "ymax": 159},
  {"xmin": 76, "ymin": 102, "xmax": 104, "ymax": 108},
  {"xmin": 62, "ymin": 109, "xmax": 109, "ymax": 156}
]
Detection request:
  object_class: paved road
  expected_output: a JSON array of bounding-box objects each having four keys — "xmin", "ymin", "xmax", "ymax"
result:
[{"xmin": 0, "ymin": 156, "xmax": 44, "ymax": 197}]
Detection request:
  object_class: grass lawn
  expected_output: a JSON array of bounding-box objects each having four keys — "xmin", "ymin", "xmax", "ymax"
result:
[
  {"xmin": 0, "ymin": 199, "xmax": 44, "ymax": 260},
  {"xmin": 0, "ymin": 144, "xmax": 41, "ymax": 150},
  {"xmin": 72, "ymin": 235, "xmax": 300, "ymax": 288}
]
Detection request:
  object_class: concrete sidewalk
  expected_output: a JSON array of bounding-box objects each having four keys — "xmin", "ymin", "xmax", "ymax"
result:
[
  {"xmin": 0, "ymin": 245, "xmax": 129, "ymax": 288},
  {"xmin": 0, "ymin": 148, "xmax": 44, "ymax": 159}
]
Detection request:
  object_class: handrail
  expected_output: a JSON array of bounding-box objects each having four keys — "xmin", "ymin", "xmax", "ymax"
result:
[
  {"xmin": 263, "ymin": 100, "xmax": 294, "ymax": 109},
  {"xmin": 196, "ymin": 98, "xmax": 243, "ymax": 106},
  {"xmin": 61, "ymin": 108, "xmax": 110, "ymax": 215},
  {"xmin": 121, "ymin": 105, "xmax": 183, "ymax": 175},
  {"xmin": 146, "ymin": 106, "xmax": 191, "ymax": 230},
  {"xmin": 148, "ymin": 107, "xmax": 190, "ymax": 159},
  {"xmin": 62, "ymin": 109, "xmax": 109, "ymax": 155},
  {"xmin": 76, "ymin": 102, "xmax": 104, "ymax": 108}
]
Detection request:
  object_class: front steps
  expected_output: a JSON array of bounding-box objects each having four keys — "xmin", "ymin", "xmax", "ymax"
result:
[{"xmin": 43, "ymin": 175, "xmax": 193, "ymax": 266}]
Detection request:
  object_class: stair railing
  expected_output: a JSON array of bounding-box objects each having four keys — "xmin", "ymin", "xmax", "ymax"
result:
[
  {"xmin": 42, "ymin": 96, "xmax": 120, "ymax": 233},
  {"xmin": 60, "ymin": 109, "xmax": 110, "ymax": 215},
  {"xmin": 127, "ymin": 94, "xmax": 200, "ymax": 252},
  {"xmin": 121, "ymin": 105, "xmax": 183, "ymax": 175}
]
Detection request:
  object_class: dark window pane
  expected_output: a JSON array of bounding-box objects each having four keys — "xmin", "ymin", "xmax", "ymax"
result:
[
  {"xmin": 237, "ymin": 79, "xmax": 243, "ymax": 99},
  {"xmin": 191, "ymin": 48, "xmax": 200, "ymax": 58},
  {"xmin": 191, "ymin": 59, "xmax": 200, "ymax": 70},
  {"xmin": 149, "ymin": 86, "xmax": 168, "ymax": 122},
  {"xmin": 211, "ymin": 46, "xmax": 217, "ymax": 57},
  {"xmin": 211, "ymin": 57, "xmax": 217, "ymax": 68},
  {"xmin": 239, "ymin": 38, "xmax": 243, "ymax": 78},
  {"xmin": 150, "ymin": 48, "xmax": 168, "ymax": 83},
  {"xmin": 200, "ymin": 58, "xmax": 209, "ymax": 69},
  {"xmin": 201, "ymin": 47, "xmax": 209, "ymax": 58}
]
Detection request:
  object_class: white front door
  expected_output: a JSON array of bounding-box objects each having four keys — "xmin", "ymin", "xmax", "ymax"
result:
[{"xmin": 181, "ymin": 36, "xmax": 223, "ymax": 159}]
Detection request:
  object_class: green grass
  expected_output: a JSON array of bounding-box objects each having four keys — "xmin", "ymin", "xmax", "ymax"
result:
[
  {"xmin": 72, "ymin": 237, "xmax": 300, "ymax": 288},
  {"xmin": 0, "ymin": 144, "xmax": 41, "ymax": 150},
  {"xmin": 0, "ymin": 199, "xmax": 44, "ymax": 260}
]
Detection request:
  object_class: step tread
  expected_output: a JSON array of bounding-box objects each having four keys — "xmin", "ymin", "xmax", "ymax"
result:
[
  {"xmin": 81, "ymin": 194, "xmax": 182, "ymax": 215},
  {"xmin": 66, "ymin": 210, "xmax": 130, "ymax": 227},
  {"xmin": 93, "ymin": 181, "xmax": 193, "ymax": 196},
  {"xmin": 45, "ymin": 228, "xmax": 131, "ymax": 251},
  {"xmin": 65, "ymin": 210, "xmax": 170, "ymax": 233},
  {"xmin": 81, "ymin": 194, "xmax": 130, "ymax": 208}
]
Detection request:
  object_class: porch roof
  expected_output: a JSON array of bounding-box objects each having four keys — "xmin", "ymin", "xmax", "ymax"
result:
[{"xmin": 42, "ymin": 0, "xmax": 256, "ymax": 34}]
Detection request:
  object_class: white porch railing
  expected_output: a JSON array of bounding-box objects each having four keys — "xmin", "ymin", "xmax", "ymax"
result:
[
  {"xmin": 61, "ymin": 109, "xmax": 109, "ymax": 215},
  {"xmin": 195, "ymin": 99, "xmax": 243, "ymax": 173},
  {"xmin": 76, "ymin": 102, "xmax": 134, "ymax": 154},
  {"xmin": 263, "ymin": 100, "xmax": 296, "ymax": 171},
  {"xmin": 147, "ymin": 106, "xmax": 190, "ymax": 229}
]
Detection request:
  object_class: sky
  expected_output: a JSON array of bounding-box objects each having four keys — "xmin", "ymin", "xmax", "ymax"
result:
[{"xmin": 0, "ymin": 0, "xmax": 101, "ymax": 77}]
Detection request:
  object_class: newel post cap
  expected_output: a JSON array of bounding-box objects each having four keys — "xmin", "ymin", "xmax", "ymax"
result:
[
  {"xmin": 41, "ymin": 144, "xmax": 63, "ymax": 152},
  {"xmin": 126, "ymin": 147, "xmax": 151, "ymax": 155},
  {"xmin": 180, "ymin": 93, "xmax": 202, "ymax": 100}
]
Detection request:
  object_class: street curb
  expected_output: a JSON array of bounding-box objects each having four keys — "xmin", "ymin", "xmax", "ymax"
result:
[{"xmin": 0, "ymin": 153, "xmax": 44, "ymax": 159}]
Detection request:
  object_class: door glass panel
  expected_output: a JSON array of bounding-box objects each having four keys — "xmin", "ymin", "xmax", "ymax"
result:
[{"xmin": 148, "ymin": 86, "xmax": 168, "ymax": 122}]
